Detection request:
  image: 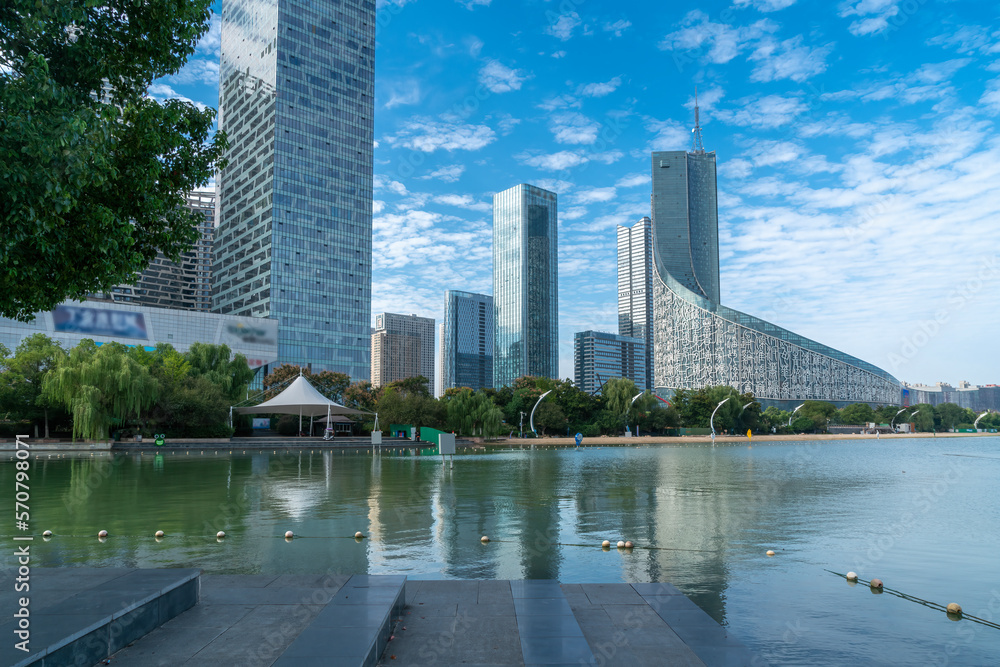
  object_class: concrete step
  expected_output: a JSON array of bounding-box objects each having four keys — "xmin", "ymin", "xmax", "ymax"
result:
[
  {"xmin": 271, "ymin": 574, "xmax": 406, "ymax": 667},
  {"xmin": 0, "ymin": 567, "xmax": 199, "ymax": 667}
]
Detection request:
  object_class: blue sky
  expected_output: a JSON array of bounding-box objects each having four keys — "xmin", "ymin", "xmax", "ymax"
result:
[{"xmin": 156, "ymin": 0, "xmax": 1000, "ymax": 387}]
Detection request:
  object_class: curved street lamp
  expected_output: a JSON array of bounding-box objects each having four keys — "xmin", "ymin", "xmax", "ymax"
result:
[
  {"xmin": 710, "ymin": 397, "xmax": 731, "ymax": 443},
  {"xmin": 627, "ymin": 392, "xmax": 644, "ymax": 436},
  {"xmin": 529, "ymin": 390, "xmax": 553, "ymax": 437},
  {"xmin": 974, "ymin": 411, "xmax": 990, "ymax": 430},
  {"xmin": 788, "ymin": 404, "xmax": 805, "ymax": 428},
  {"xmin": 890, "ymin": 407, "xmax": 909, "ymax": 431}
]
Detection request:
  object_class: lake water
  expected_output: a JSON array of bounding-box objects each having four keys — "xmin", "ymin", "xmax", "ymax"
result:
[{"xmin": 4, "ymin": 437, "xmax": 999, "ymax": 665}]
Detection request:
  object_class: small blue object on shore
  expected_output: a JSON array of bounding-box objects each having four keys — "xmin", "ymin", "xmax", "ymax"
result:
[{"xmin": 575, "ymin": 432, "xmax": 582, "ymax": 448}]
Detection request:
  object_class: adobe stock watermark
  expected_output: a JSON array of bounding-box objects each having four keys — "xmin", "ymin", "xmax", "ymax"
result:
[{"xmin": 887, "ymin": 255, "xmax": 999, "ymax": 371}]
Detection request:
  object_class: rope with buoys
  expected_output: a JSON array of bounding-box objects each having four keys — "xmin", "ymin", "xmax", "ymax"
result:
[{"xmin": 826, "ymin": 570, "xmax": 1000, "ymax": 631}]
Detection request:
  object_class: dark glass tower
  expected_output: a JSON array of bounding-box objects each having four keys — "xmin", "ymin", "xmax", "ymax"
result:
[
  {"xmin": 213, "ymin": 0, "xmax": 375, "ymax": 378},
  {"xmin": 443, "ymin": 291, "xmax": 493, "ymax": 392},
  {"xmin": 493, "ymin": 184, "xmax": 559, "ymax": 387}
]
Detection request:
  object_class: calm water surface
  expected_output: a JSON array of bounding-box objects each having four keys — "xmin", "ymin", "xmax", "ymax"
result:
[{"xmin": 3, "ymin": 437, "xmax": 999, "ymax": 665}]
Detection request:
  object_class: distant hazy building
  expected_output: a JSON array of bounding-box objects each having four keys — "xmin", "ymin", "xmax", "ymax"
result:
[
  {"xmin": 370, "ymin": 313, "xmax": 435, "ymax": 392},
  {"xmin": 903, "ymin": 381, "xmax": 1000, "ymax": 411},
  {"xmin": 91, "ymin": 191, "xmax": 215, "ymax": 312},
  {"xmin": 574, "ymin": 330, "xmax": 646, "ymax": 395},
  {"xmin": 442, "ymin": 291, "xmax": 494, "ymax": 392},
  {"xmin": 617, "ymin": 216, "xmax": 653, "ymax": 389},
  {"xmin": 650, "ymin": 99, "xmax": 900, "ymax": 407},
  {"xmin": 213, "ymin": 0, "xmax": 375, "ymax": 378},
  {"xmin": 493, "ymin": 184, "xmax": 559, "ymax": 387}
]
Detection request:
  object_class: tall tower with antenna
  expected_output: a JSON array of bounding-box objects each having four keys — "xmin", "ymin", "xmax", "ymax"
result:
[{"xmin": 692, "ymin": 86, "xmax": 706, "ymax": 154}]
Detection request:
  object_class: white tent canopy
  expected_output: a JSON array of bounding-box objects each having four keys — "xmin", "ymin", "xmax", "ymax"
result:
[{"xmin": 234, "ymin": 375, "xmax": 366, "ymax": 427}]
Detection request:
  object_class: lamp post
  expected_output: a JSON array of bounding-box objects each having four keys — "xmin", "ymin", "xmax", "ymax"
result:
[
  {"xmin": 530, "ymin": 391, "xmax": 553, "ymax": 437},
  {"xmin": 519, "ymin": 411, "xmax": 526, "ymax": 439},
  {"xmin": 628, "ymin": 392, "xmax": 644, "ymax": 436},
  {"xmin": 788, "ymin": 404, "xmax": 804, "ymax": 428},
  {"xmin": 890, "ymin": 407, "xmax": 908, "ymax": 431},
  {"xmin": 710, "ymin": 398, "xmax": 730, "ymax": 444},
  {"xmin": 973, "ymin": 411, "xmax": 989, "ymax": 430}
]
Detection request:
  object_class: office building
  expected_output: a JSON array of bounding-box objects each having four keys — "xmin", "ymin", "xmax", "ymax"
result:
[
  {"xmin": 442, "ymin": 290, "xmax": 494, "ymax": 392},
  {"xmin": 903, "ymin": 381, "xmax": 1000, "ymax": 412},
  {"xmin": 574, "ymin": 330, "xmax": 647, "ymax": 395},
  {"xmin": 617, "ymin": 216, "xmax": 653, "ymax": 389},
  {"xmin": 212, "ymin": 0, "xmax": 375, "ymax": 379},
  {"xmin": 493, "ymin": 184, "xmax": 559, "ymax": 387},
  {"xmin": 650, "ymin": 100, "xmax": 900, "ymax": 407},
  {"xmin": 91, "ymin": 191, "xmax": 215, "ymax": 312},
  {"xmin": 370, "ymin": 313, "xmax": 435, "ymax": 392}
]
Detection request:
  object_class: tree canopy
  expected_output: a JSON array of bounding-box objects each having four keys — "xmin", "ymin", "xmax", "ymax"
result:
[{"xmin": 0, "ymin": 0, "xmax": 226, "ymax": 320}]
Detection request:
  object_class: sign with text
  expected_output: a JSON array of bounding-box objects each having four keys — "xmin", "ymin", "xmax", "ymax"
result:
[{"xmin": 52, "ymin": 305, "xmax": 148, "ymax": 339}]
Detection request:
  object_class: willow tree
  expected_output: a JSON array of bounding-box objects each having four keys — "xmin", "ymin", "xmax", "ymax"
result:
[{"xmin": 42, "ymin": 340, "xmax": 158, "ymax": 440}]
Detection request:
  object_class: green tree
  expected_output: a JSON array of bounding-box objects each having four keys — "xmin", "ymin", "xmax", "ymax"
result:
[
  {"xmin": 42, "ymin": 340, "xmax": 158, "ymax": 440},
  {"xmin": 185, "ymin": 343, "xmax": 253, "ymax": 400},
  {"xmin": 935, "ymin": 403, "xmax": 966, "ymax": 431},
  {"xmin": 760, "ymin": 406, "xmax": 791, "ymax": 433},
  {"xmin": 533, "ymin": 400, "xmax": 566, "ymax": 436},
  {"xmin": 0, "ymin": 334, "xmax": 65, "ymax": 437},
  {"xmin": 836, "ymin": 403, "xmax": 875, "ymax": 425},
  {"xmin": 791, "ymin": 415, "xmax": 816, "ymax": 433},
  {"xmin": 0, "ymin": 0, "xmax": 227, "ymax": 320},
  {"xmin": 800, "ymin": 401, "xmax": 837, "ymax": 432}
]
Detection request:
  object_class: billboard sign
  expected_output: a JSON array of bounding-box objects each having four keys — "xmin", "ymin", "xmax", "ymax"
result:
[
  {"xmin": 221, "ymin": 319, "xmax": 278, "ymax": 347},
  {"xmin": 52, "ymin": 305, "xmax": 148, "ymax": 339}
]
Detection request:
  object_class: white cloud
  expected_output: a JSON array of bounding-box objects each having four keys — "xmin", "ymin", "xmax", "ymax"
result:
[
  {"xmin": 645, "ymin": 118, "xmax": 690, "ymax": 151},
  {"xmin": 478, "ymin": 60, "xmax": 528, "ymax": 93},
  {"xmin": 166, "ymin": 58, "xmax": 219, "ymax": 86},
  {"xmin": 516, "ymin": 150, "xmax": 622, "ymax": 171},
  {"xmin": 494, "ymin": 113, "xmax": 521, "ymax": 135},
  {"xmin": 419, "ymin": 164, "xmax": 465, "ymax": 182},
  {"xmin": 749, "ymin": 36, "xmax": 834, "ymax": 83},
  {"xmin": 914, "ymin": 59, "xmax": 972, "ymax": 84},
  {"xmin": 839, "ymin": 0, "xmax": 900, "ymax": 37},
  {"xmin": 374, "ymin": 175, "xmax": 409, "ymax": 196},
  {"xmin": 465, "ymin": 36, "xmax": 484, "ymax": 57},
  {"xmin": 546, "ymin": 12, "xmax": 582, "ymax": 41},
  {"xmin": 458, "ymin": 0, "xmax": 491, "ymax": 9},
  {"xmin": 196, "ymin": 15, "xmax": 222, "ymax": 56},
  {"xmin": 561, "ymin": 206, "xmax": 588, "ymax": 220},
  {"xmin": 734, "ymin": 0, "xmax": 797, "ymax": 10},
  {"xmin": 715, "ymin": 95, "xmax": 808, "ymax": 128},
  {"xmin": 573, "ymin": 187, "xmax": 616, "ymax": 204},
  {"xmin": 386, "ymin": 118, "xmax": 496, "ymax": 152},
  {"xmin": 927, "ymin": 25, "xmax": 1000, "ymax": 56},
  {"xmin": 384, "ymin": 80, "xmax": 421, "ymax": 108},
  {"xmin": 551, "ymin": 50, "xmax": 567, "ymax": 58},
  {"xmin": 659, "ymin": 10, "xmax": 778, "ymax": 64},
  {"xmin": 578, "ymin": 76, "xmax": 622, "ymax": 97},
  {"xmin": 980, "ymin": 77, "xmax": 1000, "ymax": 114},
  {"xmin": 745, "ymin": 140, "xmax": 803, "ymax": 167},
  {"xmin": 720, "ymin": 158, "xmax": 754, "ymax": 179},
  {"xmin": 146, "ymin": 83, "xmax": 208, "ymax": 110},
  {"xmin": 537, "ymin": 95, "xmax": 581, "ymax": 111},
  {"xmin": 533, "ymin": 179, "xmax": 575, "ymax": 194},
  {"xmin": 604, "ymin": 19, "xmax": 632, "ymax": 37},
  {"xmin": 616, "ymin": 173, "xmax": 650, "ymax": 188},
  {"xmin": 433, "ymin": 194, "xmax": 490, "ymax": 211},
  {"xmin": 549, "ymin": 112, "xmax": 601, "ymax": 144}
]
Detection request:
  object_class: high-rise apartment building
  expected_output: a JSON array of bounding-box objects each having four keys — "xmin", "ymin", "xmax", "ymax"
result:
[
  {"xmin": 213, "ymin": 0, "xmax": 375, "ymax": 378},
  {"xmin": 573, "ymin": 330, "xmax": 646, "ymax": 395},
  {"xmin": 650, "ymin": 99, "xmax": 900, "ymax": 407},
  {"xmin": 617, "ymin": 216, "xmax": 653, "ymax": 389},
  {"xmin": 370, "ymin": 313, "xmax": 435, "ymax": 393},
  {"xmin": 442, "ymin": 291, "xmax": 493, "ymax": 392},
  {"xmin": 493, "ymin": 184, "xmax": 559, "ymax": 387},
  {"xmin": 92, "ymin": 191, "xmax": 215, "ymax": 311}
]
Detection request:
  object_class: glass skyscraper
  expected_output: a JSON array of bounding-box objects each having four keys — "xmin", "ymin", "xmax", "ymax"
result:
[
  {"xmin": 493, "ymin": 184, "xmax": 559, "ymax": 387},
  {"xmin": 213, "ymin": 0, "xmax": 374, "ymax": 378},
  {"xmin": 573, "ymin": 330, "xmax": 646, "ymax": 395},
  {"xmin": 650, "ymin": 106, "xmax": 900, "ymax": 407},
  {"xmin": 442, "ymin": 290, "xmax": 493, "ymax": 392},
  {"xmin": 617, "ymin": 216, "xmax": 653, "ymax": 389}
]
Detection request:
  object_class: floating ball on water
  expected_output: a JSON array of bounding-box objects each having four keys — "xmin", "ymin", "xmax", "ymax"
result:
[
  {"xmin": 947, "ymin": 603, "xmax": 962, "ymax": 615},
  {"xmin": 42, "ymin": 530, "xmax": 52, "ymax": 538},
  {"xmin": 284, "ymin": 531, "xmax": 294, "ymax": 539},
  {"xmin": 217, "ymin": 531, "xmax": 226, "ymax": 539},
  {"xmin": 870, "ymin": 578, "xmax": 883, "ymax": 589},
  {"xmin": 617, "ymin": 541, "xmax": 625, "ymax": 548},
  {"xmin": 602, "ymin": 540, "xmax": 611, "ymax": 548},
  {"xmin": 155, "ymin": 530, "xmax": 164, "ymax": 538},
  {"xmin": 355, "ymin": 531, "xmax": 364, "ymax": 539},
  {"xmin": 846, "ymin": 572, "xmax": 858, "ymax": 581},
  {"xmin": 98, "ymin": 530, "xmax": 108, "ymax": 538},
  {"xmin": 766, "ymin": 550, "xmax": 775, "ymax": 556},
  {"xmin": 481, "ymin": 536, "xmax": 490, "ymax": 543},
  {"xmin": 625, "ymin": 541, "xmax": 634, "ymax": 549}
]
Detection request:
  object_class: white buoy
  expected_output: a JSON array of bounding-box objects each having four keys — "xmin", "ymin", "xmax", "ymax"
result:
[
  {"xmin": 602, "ymin": 540, "xmax": 611, "ymax": 548},
  {"xmin": 285, "ymin": 530, "xmax": 294, "ymax": 539},
  {"xmin": 617, "ymin": 541, "xmax": 625, "ymax": 548},
  {"xmin": 766, "ymin": 550, "xmax": 775, "ymax": 556},
  {"xmin": 947, "ymin": 603, "xmax": 962, "ymax": 615},
  {"xmin": 217, "ymin": 531, "xmax": 226, "ymax": 539},
  {"xmin": 870, "ymin": 578, "xmax": 883, "ymax": 589},
  {"xmin": 625, "ymin": 541, "xmax": 634, "ymax": 549},
  {"xmin": 98, "ymin": 530, "xmax": 108, "ymax": 538},
  {"xmin": 155, "ymin": 530, "xmax": 165, "ymax": 538},
  {"xmin": 42, "ymin": 530, "xmax": 52, "ymax": 538},
  {"xmin": 846, "ymin": 572, "xmax": 858, "ymax": 581},
  {"xmin": 355, "ymin": 531, "xmax": 364, "ymax": 539},
  {"xmin": 481, "ymin": 536, "xmax": 490, "ymax": 543}
]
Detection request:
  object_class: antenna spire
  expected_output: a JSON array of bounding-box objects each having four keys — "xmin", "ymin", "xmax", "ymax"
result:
[{"xmin": 692, "ymin": 86, "xmax": 705, "ymax": 154}]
